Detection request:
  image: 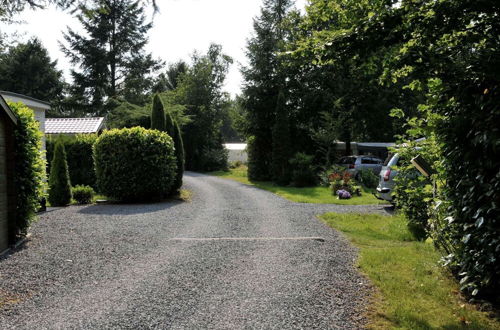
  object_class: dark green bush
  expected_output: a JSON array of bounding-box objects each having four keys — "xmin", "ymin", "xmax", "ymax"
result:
[
  {"xmin": 356, "ymin": 168, "xmax": 379, "ymax": 189},
  {"xmin": 171, "ymin": 121, "xmax": 185, "ymax": 192},
  {"xmin": 289, "ymin": 152, "xmax": 316, "ymax": 187},
  {"xmin": 271, "ymin": 91, "xmax": 291, "ymax": 185},
  {"xmin": 9, "ymin": 102, "xmax": 45, "ymax": 239},
  {"xmin": 71, "ymin": 185, "xmax": 95, "ymax": 204},
  {"xmin": 48, "ymin": 140, "xmax": 72, "ymax": 206},
  {"xmin": 247, "ymin": 135, "xmax": 271, "ymax": 181},
  {"xmin": 46, "ymin": 134, "xmax": 97, "ymax": 189},
  {"xmin": 200, "ymin": 146, "xmax": 228, "ymax": 172},
  {"xmin": 93, "ymin": 127, "xmax": 177, "ymax": 201}
]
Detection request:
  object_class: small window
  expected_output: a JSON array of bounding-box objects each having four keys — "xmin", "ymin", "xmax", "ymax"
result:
[{"xmin": 361, "ymin": 158, "xmax": 370, "ymax": 164}]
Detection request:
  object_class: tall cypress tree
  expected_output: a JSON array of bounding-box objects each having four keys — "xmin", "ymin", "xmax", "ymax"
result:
[
  {"xmin": 151, "ymin": 94, "xmax": 166, "ymax": 131},
  {"xmin": 171, "ymin": 121, "xmax": 185, "ymax": 193},
  {"xmin": 242, "ymin": 0, "xmax": 293, "ymax": 181},
  {"xmin": 48, "ymin": 140, "xmax": 72, "ymax": 206},
  {"xmin": 271, "ymin": 90, "xmax": 291, "ymax": 185},
  {"xmin": 61, "ymin": 0, "xmax": 160, "ymax": 115}
]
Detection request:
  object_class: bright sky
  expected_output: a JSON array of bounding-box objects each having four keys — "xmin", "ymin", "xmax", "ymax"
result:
[{"xmin": 5, "ymin": 0, "xmax": 307, "ymax": 97}]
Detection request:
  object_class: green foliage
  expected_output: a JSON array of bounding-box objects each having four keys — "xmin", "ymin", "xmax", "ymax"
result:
[
  {"xmin": 93, "ymin": 127, "xmax": 177, "ymax": 201},
  {"xmin": 247, "ymin": 135, "xmax": 271, "ymax": 181},
  {"xmin": 242, "ymin": 0, "xmax": 294, "ymax": 180},
  {"xmin": 150, "ymin": 94, "xmax": 166, "ymax": 131},
  {"xmin": 356, "ymin": 168, "xmax": 379, "ymax": 189},
  {"xmin": 46, "ymin": 134, "xmax": 98, "ymax": 189},
  {"xmin": 176, "ymin": 43, "xmax": 232, "ymax": 171},
  {"xmin": 48, "ymin": 139, "xmax": 72, "ymax": 206},
  {"xmin": 289, "ymin": 152, "xmax": 316, "ymax": 187},
  {"xmin": 71, "ymin": 185, "xmax": 95, "ymax": 204},
  {"xmin": 329, "ymin": 171, "xmax": 358, "ymax": 196},
  {"xmin": 106, "ymin": 99, "xmax": 151, "ymax": 129},
  {"xmin": 271, "ymin": 91, "xmax": 291, "ymax": 185},
  {"xmin": 8, "ymin": 102, "xmax": 45, "ymax": 238},
  {"xmin": 321, "ymin": 212, "xmax": 500, "ymax": 329},
  {"xmin": 0, "ymin": 38, "xmax": 64, "ymax": 105},
  {"xmin": 60, "ymin": 0, "xmax": 160, "ymax": 115},
  {"xmin": 170, "ymin": 121, "xmax": 185, "ymax": 193}
]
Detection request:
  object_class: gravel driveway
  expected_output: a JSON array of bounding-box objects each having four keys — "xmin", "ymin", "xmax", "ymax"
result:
[{"xmin": 0, "ymin": 172, "xmax": 390, "ymax": 329}]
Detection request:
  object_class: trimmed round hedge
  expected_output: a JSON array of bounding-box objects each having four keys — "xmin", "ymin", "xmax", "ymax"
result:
[{"xmin": 93, "ymin": 127, "xmax": 177, "ymax": 201}]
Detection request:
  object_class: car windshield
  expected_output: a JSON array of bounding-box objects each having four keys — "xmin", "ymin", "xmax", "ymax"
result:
[{"xmin": 339, "ymin": 156, "xmax": 356, "ymax": 164}]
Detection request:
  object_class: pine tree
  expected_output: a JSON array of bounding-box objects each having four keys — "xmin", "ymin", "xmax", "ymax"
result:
[
  {"xmin": 48, "ymin": 140, "xmax": 72, "ymax": 206},
  {"xmin": 61, "ymin": 0, "xmax": 160, "ymax": 115},
  {"xmin": 242, "ymin": 0, "xmax": 293, "ymax": 180},
  {"xmin": 151, "ymin": 94, "xmax": 166, "ymax": 131},
  {"xmin": 0, "ymin": 38, "xmax": 64, "ymax": 103},
  {"xmin": 165, "ymin": 109, "xmax": 175, "ymax": 135},
  {"xmin": 271, "ymin": 90, "xmax": 291, "ymax": 185}
]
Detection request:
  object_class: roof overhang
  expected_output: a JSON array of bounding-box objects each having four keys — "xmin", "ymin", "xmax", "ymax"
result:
[
  {"xmin": 0, "ymin": 95, "xmax": 18, "ymax": 124},
  {"xmin": 0, "ymin": 91, "xmax": 50, "ymax": 111}
]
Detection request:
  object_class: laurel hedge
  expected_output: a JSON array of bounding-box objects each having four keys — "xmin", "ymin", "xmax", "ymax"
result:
[{"xmin": 93, "ymin": 127, "xmax": 177, "ymax": 201}]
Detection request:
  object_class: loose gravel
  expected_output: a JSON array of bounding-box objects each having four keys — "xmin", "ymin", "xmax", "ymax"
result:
[{"xmin": 0, "ymin": 172, "xmax": 391, "ymax": 329}]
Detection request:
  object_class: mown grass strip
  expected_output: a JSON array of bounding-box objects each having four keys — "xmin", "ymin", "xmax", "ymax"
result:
[
  {"xmin": 210, "ymin": 166, "xmax": 386, "ymax": 205},
  {"xmin": 320, "ymin": 212, "xmax": 500, "ymax": 329}
]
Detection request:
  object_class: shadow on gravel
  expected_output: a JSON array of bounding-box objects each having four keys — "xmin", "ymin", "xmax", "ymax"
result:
[{"xmin": 77, "ymin": 201, "xmax": 180, "ymax": 215}]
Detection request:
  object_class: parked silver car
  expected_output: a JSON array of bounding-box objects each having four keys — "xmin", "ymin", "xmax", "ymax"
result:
[
  {"xmin": 337, "ymin": 155, "xmax": 384, "ymax": 177},
  {"xmin": 376, "ymin": 153, "xmax": 400, "ymax": 202}
]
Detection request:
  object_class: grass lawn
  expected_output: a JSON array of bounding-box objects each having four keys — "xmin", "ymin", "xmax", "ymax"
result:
[
  {"xmin": 210, "ymin": 166, "xmax": 386, "ymax": 205},
  {"xmin": 320, "ymin": 212, "xmax": 500, "ymax": 329}
]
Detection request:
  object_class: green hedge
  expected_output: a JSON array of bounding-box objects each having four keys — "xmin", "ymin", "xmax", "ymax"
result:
[
  {"xmin": 46, "ymin": 134, "xmax": 97, "ymax": 189},
  {"xmin": 9, "ymin": 102, "xmax": 45, "ymax": 238},
  {"xmin": 93, "ymin": 127, "xmax": 177, "ymax": 201}
]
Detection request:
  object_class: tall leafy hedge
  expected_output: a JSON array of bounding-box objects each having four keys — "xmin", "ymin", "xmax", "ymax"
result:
[
  {"xmin": 9, "ymin": 102, "xmax": 45, "ymax": 238},
  {"xmin": 46, "ymin": 134, "xmax": 97, "ymax": 189},
  {"xmin": 93, "ymin": 127, "xmax": 177, "ymax": 201}
]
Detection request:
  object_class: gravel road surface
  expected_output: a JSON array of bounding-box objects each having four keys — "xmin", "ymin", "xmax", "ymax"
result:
[{"xmin": 0, "ymin": 172, "xmax": 390, "ymax": 329}]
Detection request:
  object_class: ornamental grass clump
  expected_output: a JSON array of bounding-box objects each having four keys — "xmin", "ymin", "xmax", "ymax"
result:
[{"xmin": 93, "ymin": 127, "xmax": 177, "ymax": 201}]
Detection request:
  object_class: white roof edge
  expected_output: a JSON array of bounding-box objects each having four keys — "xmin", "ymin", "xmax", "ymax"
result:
[{"xmin": 0, "ymin": 91, "xmax": 50, "ymax": 111}]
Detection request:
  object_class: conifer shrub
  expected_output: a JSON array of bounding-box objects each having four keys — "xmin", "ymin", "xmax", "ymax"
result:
[
  {"xmin": 93, "ymin": 127, "xmax": 177, "ymax": 201},
  {"xmin": 48, "ymin": 140, "xmax": 72, "ymax": 206},
  {"xmin": 150, "ymin": 94, "xmax": 166, "ymax": 131},
  {"xmin": 171, "ymin": 121, "xmax": 185, "ymax": 192},
  {"xmin": 71, "ymin": 185, "xmax": 95, "ymax": 204},
  {"xmin": 46, "ymin": 134, "xmax": 97, "ymax": 189}
]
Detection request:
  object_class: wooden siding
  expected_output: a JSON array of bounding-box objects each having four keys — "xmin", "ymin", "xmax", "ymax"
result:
[{"xmin": 0, "ymin": 116, "xmax": 8, "ymax": 251}]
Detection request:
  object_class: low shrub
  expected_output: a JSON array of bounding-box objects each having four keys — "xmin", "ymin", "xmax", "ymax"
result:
[
  {"xmin": 200, "ymin": 146, "xmax": 229, "ymax": 172},
  {"xmin": 229, "ymin": 160, "xmax": 244, "ymax": 169},
  {"xmin": 72, "ymin": 185, "xmax": 95, "ymax": 204},
  {"xmin": 48, "ymin": 140, "xmax": 72, "ymax": 206},
  {"xmin": 93, "ymin": 127, "xmax": 177, "ymax": 201},
  {"xmin": 9, "ymin": 102, "xmax": 45, "ymax": 239},
  {"xmin": 289, "ymin": 152, "xmax": 316, "ymax": 187},
  {"xmin": 357, "ymin": 168, "xmax": 379, "ymax": 189},
  {"xmin": 329, "ymin": 171, "xmax": 360, "ymax": 196},
  {"xmin": 318, "ymin": 165, "xmax": 347, "ymax": 187}
]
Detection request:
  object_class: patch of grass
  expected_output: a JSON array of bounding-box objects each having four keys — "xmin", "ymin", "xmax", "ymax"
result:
[
  {"xmin": 210, "ymin": 166, "xmax": 386, "ymax": 205},
  {"xmin": 320, "ymin": 212, "xmax": 500, "ymax": 329}
]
